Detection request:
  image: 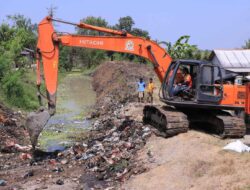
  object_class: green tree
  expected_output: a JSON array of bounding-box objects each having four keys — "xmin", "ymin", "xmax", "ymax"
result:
[
  {"xmin": 0, "ymin": 23, "xmax": 15, "ymax": 44},
  {"xmin": 193, "ymin": 49, "xmax": 211, "ymax": 60},
  {"xmin": 131, "ymin": 28, "xmax": 149, "ymax": 38},
  {"xmin": 242, "ymin": 39, "xmax": 250, "ymax": 49},
  {"xmin": 2, "ymin": 14, "xmax": 37, "ymax": 67},
  {"xmin": 0, "ymin": 54, "xmax": 11, "ymax": 81},
  {"xmin": 77, "ymin": 16, "xmax": 108, "ymax": 36},
  {"xmin": 59, "ymin": 46, "xmax": 74, "ymax": 71},
  {"xmin": 115, "ymin": 16, "xmax": 134, "ymax": 33},
  {"xmin": 7, "ymin": 14, "xmax": 35, "ymax": 32},
  {"xmin": 0, "ymin": 14, "xmax": 38, "ymax": 109},
  {"xmin": 160, "ymin": 35, "xmax": 198, "ymax": 59}
]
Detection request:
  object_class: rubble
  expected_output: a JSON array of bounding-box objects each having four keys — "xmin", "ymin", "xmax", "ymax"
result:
[
  {"xmin": 19, "ymin": 153, "xmax": 32, "ymax": 160},
  {"xmin": 1, "ymin": 141, "xmax": 32, "ymax": 153},
  {"xmin": 56, "ymin": 179, "xmax": 64, "ymax": 185},
  {"xmin": 52, "ymin": 167, "xmax": 64, "ymax": 173},
  {"xmin": 14, "ymin": 144, "xmax": 32, "ymax": 152},
  {"xmin": 65, "ymin": 61, "xmax": 156, "ymax": 187},
  {"xmin": 60, "ymin": 158, "xmax": 69, "ymax": 165},
  {"xmin": 0, "ymin": 179, "xmax": 7, "ymax": 186},
  {"xmin": 40, "ymin": 108, "xmax": 152, "ymax": 187},
  {"xmin": 0, "ymin": 104, "xmax": 28, "ymax": 153},
  {"xmin": 23, "ymin": 170, "xmax": 34, "ymax": 179}
]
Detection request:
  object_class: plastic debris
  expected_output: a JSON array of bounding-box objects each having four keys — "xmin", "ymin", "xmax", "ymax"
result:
[
  {"xmin": 223, "ymin": 140, "xmax": 250, "ymax": 153},
  {"xmin": 14, "ymin": 144, "xmax": 32, "ymax": 152},
  {"xmin": 0, "ymin": 179, "xmax": 6, "ymax": 186},
  {"xmin": 20, "ymin": 153, "xmax": 32, "ymax": 160},
  {"xmin": 23, "ymin": 170, "xmax": 34, "ymax": 179}
]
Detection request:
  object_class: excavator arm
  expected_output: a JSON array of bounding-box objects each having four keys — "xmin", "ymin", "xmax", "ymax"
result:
[{"xmin": 36, "ymin": 16, "xmax": 172, "ymax": 114}]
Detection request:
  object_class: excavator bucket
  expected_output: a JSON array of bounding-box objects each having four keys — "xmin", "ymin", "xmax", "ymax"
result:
[{"xmin": 26, "ymin": 108, "xmax": 50, "ymax": 150}]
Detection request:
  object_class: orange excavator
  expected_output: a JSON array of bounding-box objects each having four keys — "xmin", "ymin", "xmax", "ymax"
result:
[{"xmin": 36, "ymin": 16, "xmax": 249, "ymax": 138}]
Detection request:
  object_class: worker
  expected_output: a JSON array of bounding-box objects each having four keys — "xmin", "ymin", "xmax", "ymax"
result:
[
  {"xmin": 146, "ymin": 78, "xmax": 156, "ymax": 103},
  {"xmin": 137, "ymin": 78, "xmax": 146, "ymax": 102},
  {"xmin": 172, "ymin": 67, "xmax": 192, "ymax": 96},
  {"xmin": 175, "ymin": 68, "xmax": 184, "ymax": 84}
]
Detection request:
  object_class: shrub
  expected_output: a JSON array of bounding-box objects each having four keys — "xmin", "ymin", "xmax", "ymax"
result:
[{"xmin": 2, "ymin": 71, "xmax": 38, "ymax": 109}]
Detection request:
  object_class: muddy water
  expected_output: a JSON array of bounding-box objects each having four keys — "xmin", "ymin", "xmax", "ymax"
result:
[{"xmin": 38, "ymin": 72, "xmax": 96, "ymax": 151}]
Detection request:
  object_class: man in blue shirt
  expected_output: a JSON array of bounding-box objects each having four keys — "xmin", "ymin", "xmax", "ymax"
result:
[{"xmin": 137, "ymin": 78, "xmax": 146, "ymax": 102}]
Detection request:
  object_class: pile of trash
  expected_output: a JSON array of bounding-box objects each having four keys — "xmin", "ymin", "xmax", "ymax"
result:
[
  {"xmin": 0, "ymin": 104, "xmax": 28, "ymax": 152},
  {"xmin": 56, "ymin": 111, "xmax": 151, "ymax": 187},
  {"xmin": 79, "ymin": 61, "xmax": 155, "ymax": 186}
]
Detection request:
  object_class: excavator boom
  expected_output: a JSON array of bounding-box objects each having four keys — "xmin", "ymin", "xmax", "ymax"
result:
[{"xmin": 36, "ymin": 16, "xmax": 172, "ymax": 113}]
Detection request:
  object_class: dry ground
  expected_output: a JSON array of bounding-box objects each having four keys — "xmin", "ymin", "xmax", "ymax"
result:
[{"xmin": 123, "ymin": 131, "xmax": 250, "ymax": 190}]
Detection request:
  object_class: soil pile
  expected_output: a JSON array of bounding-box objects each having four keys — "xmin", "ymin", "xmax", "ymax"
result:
[
  {"xmin": 92, "ymin": 61, "xmax": 154, "ymax": 115},
  {"xmin": 124, "ymin": 131, "xmax": 250, "ymax": 190}
]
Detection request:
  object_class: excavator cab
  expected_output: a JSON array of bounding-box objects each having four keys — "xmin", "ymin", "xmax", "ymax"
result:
[{"xmin": 162, "ymin": 60, "xmax": 223, "ymax": 105}]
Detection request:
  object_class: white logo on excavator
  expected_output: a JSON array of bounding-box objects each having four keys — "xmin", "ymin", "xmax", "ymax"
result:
[{"xmin": 125, "ymin": 40, "xmax": 134, "ymax": 51}]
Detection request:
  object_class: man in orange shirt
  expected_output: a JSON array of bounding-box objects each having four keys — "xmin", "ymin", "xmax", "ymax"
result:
[{"xmin": 172, "ymin": 67, "xmax": 192, "ymax": 96}]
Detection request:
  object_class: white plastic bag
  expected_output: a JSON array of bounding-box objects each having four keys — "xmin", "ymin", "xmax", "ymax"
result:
[{"xmin": 223, "ymin": 140, "xmax": 250, "ymax": 153}]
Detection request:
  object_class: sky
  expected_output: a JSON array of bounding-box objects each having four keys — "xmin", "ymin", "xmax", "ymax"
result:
[{"xmin": 1, "ymin": 0, "xmax": 250, "ymax": 50}]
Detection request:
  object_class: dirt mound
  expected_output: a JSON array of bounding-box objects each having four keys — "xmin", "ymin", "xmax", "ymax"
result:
[
  {"xmin": 124, "ymin": 131, "xmax": 250, "ymax": 190},
  {"xmin": 92, "ymin": 61, "xmax": 154, "ymax": 115},
  {"xmin": 0, "ymin": 104, "xmax": 28, "ymax": 152}
]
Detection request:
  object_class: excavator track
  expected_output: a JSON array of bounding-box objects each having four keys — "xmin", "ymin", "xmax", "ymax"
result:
[
  {"xmin": 186, "ymin": 111, "xmax": 246, "ymax": 138},
  {"xmin": 143, "ymin": 105, "xmax": 246, "ymax": 138},
  {"xmin": 143, "ymin": 105, "xmax": 189, "ymax": 137},
  {"xmin": 216, "ymin": 115, "xmax": 246, "ymax": 138}
]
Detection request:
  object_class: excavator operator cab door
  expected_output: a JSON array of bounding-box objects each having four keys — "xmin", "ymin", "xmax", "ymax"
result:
[
  {"xmin": 162, "ymin": 60, "xmax": 197, "ymax": 101},
  {"xmin": 162, "ymin": 61, "xmax": 178, "ymax": 99},
  {"xmin": 196, "ymin": 64, "xmax": 223, "ymax": 104}
]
